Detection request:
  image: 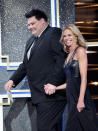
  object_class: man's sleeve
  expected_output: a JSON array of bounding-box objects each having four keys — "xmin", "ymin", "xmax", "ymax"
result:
[
  {"xmin": 49, "ymin": 28, "xmax": 66, "ymax": 85},
  {"xmin": 10, "ymin": 62, "xmax": 26, "ymax": 86}
]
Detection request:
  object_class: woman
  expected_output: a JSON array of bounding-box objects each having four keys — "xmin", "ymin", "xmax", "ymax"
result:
[{"xmin": 44, "ymin": 24, "xmax": 98, "ymax": 131}]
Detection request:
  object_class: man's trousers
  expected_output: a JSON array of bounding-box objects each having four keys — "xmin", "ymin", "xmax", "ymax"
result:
[{"xmin": 36, "ymin": 100, "xmax": 66, "ymax": 131}]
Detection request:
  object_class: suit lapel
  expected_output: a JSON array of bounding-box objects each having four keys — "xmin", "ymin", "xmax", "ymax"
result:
[
  {"xmin": 26, "ymin": 36, "xmax": 35, "ymax": 53},
  {"xmin": 27, "ymin": 25, "xmax": 51, "ymax": 60},
  {"xmin": 28, "ymin": 38, "xmax": 40, "ymax": 60}
]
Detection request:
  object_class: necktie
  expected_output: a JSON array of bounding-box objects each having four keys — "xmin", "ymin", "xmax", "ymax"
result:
[{"xmin": 27, "ymin": 37, "xmax": 38, "ymax": 59}]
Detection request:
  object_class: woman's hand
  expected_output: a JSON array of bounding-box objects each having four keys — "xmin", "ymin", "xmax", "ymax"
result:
[
  {"xmin": 77, "ymin": 99, "xmax": 85, "ymax": 112},
  {"xmin": 44, "ymin": 83, "xmax": 56, "ymax": 95}
]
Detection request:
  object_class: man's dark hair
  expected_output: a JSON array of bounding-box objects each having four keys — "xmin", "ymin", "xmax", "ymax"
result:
[{"xmin": 25, "ymin": 9, "xmax": 48, "ymax": 22}]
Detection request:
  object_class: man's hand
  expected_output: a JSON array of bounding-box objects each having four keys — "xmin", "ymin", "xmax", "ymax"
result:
[
  {"xmin": 44, "ymin": 83, "xmax": 56, "ymax": 95},
  {"xmin": 4, "ymin": 80, "xmax": 14, "ymax": 91}
]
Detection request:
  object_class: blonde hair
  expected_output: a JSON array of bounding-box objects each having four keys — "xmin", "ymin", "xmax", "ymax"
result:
[{"xmin": 60, "ymin": 24, "xmax": 87, "ymax": 52}]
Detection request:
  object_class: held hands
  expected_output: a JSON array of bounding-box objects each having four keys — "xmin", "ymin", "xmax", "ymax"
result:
[
  {"xmin": 77, "ymin": 99, "xmax": 85, "ymax": 112},
  {"xmin": 4, "ymin": 80, "xmax": 14, "ymax": 91},
  {"xmin": 44, "ymin": 83, "xmax": 56, "ymax": 95}
]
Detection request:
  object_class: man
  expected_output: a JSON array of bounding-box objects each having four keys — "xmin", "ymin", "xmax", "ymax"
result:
[{"xmin": 4, "ymin": 9, "xmax": 66, "ymax": 131}]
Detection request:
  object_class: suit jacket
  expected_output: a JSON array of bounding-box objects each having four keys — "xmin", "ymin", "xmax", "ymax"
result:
[{"xmin": 10, "ymin": 25, "xmax": 66, "ymax": 104}]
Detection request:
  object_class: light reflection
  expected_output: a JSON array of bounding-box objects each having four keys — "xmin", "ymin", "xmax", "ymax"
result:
[
  {"xmin": 86, "ymin": 51, "xmax": 98, "ymax": 53},
  {"xmin": 89, "ymin": 81, "xmax": 98, "ymax": 86},
  {"xmin": 76, "ymin": 21, "xmax": 98, "ymax": 24},
  {"xmin": 74, "ymin": 2, "xmax": 98, "ymax": 7},
  {"xmin": 92, "ymin": 95, "xmax": 98, "ymax": 100}
]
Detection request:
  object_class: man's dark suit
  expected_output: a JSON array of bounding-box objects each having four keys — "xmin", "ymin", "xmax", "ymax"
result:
[{"xmin": 10, "ymin": 25, "xmax": 66, "ymax": 131}]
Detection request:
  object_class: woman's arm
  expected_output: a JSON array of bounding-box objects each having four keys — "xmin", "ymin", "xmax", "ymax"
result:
[
  {"xmin": 77, "ymin": 47, "xmax": 88, "ymax": 112},
  {"xmin": 56, "ymin": 83, "xmax": 66, "ymax": 90}
]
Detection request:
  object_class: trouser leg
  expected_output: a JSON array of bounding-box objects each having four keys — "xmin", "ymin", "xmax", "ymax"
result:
[{"xmin": 36, "ymin": 101, "xmax": 66, "ymax": 131}]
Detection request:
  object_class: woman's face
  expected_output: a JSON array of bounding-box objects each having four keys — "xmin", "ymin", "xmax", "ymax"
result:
[{"xmin": 63, "ymin": 29, "xmax": 77, "ymax": 47}]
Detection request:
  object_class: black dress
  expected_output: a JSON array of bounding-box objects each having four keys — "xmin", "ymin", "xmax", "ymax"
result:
[{"xmin": 64, "ymin": 48, "xmax": 98, "ymax": 131}]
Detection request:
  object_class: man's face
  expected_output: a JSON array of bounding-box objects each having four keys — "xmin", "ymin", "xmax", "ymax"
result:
[{"xmin": 27, "ymin": 16, "xmax": 44, "ymax": 37}]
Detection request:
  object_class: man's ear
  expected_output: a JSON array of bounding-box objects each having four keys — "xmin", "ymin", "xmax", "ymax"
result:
[{"xmin": 40, "ymin": 18, "xmax": 46, "ymax": 24}]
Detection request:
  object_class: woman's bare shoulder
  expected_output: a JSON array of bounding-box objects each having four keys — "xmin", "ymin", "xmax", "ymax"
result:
[{"xmin": 77, "ymin": 47, "xmax": 86, "ymax": 55}]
